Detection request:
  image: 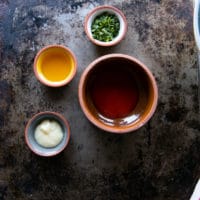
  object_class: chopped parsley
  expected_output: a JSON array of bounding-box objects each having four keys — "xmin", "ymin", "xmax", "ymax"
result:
[{"xmin": 91, "ymin": 12, "xmax": 120, "ymax": 42}]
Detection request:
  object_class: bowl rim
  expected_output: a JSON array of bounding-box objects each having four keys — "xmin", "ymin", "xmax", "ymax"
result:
[
  {"xmin": 84, "ymin": 5, "xmax": 127, "ymax": 46},
  {"xmin": 25, "ymin": 111, "xmax": 70, "ymax": 156},
  {"xmin": 193, "ymin": 0, "xmax": 200, "ymax": 51},
  {"xmin": 78, "ymin": 53, "xmax": 158, "ymax": 133},
  {"xmin": 33, "ymin": 44, "xmax": 77, "ymax": 87}
]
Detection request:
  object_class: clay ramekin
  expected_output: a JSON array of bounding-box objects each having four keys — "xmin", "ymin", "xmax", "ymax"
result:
[
  {"xmin": 25, "ymin": 111, "xmax": 70, "ymax": 157},
  {"xmin": 84, "ymin": 5, "xmax": 127, "ymax": 46},
  {"xmin": 33, "ymin": 45, "xmax": 77, "ymax": 87},
  {"xmin": 78, "ymin": 54, "xmax": 158, "ymax": 133}
]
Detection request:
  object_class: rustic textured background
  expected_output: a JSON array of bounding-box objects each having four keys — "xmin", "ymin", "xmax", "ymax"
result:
[{"xmin": 0, "ymin": 0, "xmax": 199, "ymax": 199}]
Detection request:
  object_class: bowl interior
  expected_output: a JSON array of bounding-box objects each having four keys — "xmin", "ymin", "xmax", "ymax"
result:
[
  {"xmin": 26, "ymin": 113, "xmax": 70, "ymax": 156},
  {"xmin": 86, "ymin": 7, "xmax": 126, "ymax": 44},
  {"xmin": 35, "ymin": 46, "xmax": 76, "ymax": 85},
  {"xmin": 80, "ymin": 56, "xmax": 157, "ymax": 132}
]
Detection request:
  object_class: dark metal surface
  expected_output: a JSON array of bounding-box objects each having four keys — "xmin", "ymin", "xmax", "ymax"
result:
[{"xmin": 0, "ymin": 0, "xmax": 199, "ymax": 199}]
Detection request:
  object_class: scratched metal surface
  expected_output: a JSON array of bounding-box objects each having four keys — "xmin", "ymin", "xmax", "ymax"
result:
[{"xmin": 0, "ymin": 0, "xmax": 199, "ymax": 199}]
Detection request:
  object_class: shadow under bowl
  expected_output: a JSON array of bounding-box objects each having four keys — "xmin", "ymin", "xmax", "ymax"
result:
[
  {"xmin": 78, "ymin": 54, "xmax": 158, "ymax": 133},
  {"xmin": 25, "ymin": 111, "xmax": 70, "ymax": 157}
]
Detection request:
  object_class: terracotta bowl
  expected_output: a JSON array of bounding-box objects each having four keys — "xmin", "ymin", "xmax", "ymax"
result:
[
  {"xmin": 25, "ymin": 111, "xmax": 70, "ymax": 156},
  {"xmin": 33, "ymin": 45, "xmax": 77, "ymax": 87},
  {"xmin": 84, "ymin": 5, "xmax": 127, "ymax": 46},
  {"xmin": 78, "ymin": 54, "xmax": 158, "ymax": 133}
]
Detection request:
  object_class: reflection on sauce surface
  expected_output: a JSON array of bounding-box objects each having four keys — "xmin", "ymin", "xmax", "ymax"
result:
[{"xmin": 96, "ymin": 113, "xmax": 141, "ymax": 126}]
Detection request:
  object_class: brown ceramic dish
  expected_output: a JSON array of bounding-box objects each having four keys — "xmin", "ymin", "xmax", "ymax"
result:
[
  {"xmin": 78, "ymin": 54, "xmax": 158, "ymax": 133},
  {"xmin": 33, "ymin": 45, "xmax": 77, "ymax": 87},
  {"xmin": 25, "ymin": 111, "xmax": 70, "ymax": 157},
  {"xmin": 84, "ymin": 5, "xmax": 127, "ymax": 46}
]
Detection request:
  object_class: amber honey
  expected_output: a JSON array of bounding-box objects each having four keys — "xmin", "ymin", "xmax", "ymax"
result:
[
  {"xmin": 41, "ymin": 53, "xmax": 71, "ymax": 82},
  {"xmin": 35, "ymin": 46, "xmax": 76, "ymax": 86}
]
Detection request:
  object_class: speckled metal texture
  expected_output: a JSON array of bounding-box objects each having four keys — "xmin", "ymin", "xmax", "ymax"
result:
[{"xmin": 0, "ymin": 0, "xmax": 199, "ymax": 200}]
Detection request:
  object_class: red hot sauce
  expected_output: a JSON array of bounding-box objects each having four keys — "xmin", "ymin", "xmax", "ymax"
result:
[{"xmin": 90, "ymin": 67, "xmax": 139, "ymax": 119}]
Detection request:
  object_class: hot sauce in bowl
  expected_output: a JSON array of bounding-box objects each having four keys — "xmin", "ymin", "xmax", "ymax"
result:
[
  {"xmin": 90, "ymin": 65, "xmax": 139, "ymax": 119},
  {"xmin": 79, "ymin": 54, "xmax": 158, "ymax": 133}
]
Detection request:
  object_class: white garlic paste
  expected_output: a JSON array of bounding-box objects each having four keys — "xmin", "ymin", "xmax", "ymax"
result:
[{"xmin": 34, "ymin": 119, "xmax": 63, "ymax": 148}]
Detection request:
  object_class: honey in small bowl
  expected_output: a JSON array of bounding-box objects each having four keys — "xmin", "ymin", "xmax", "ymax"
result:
[{"xmin": 34, "ymin": 45, "xmax": 77, "ymax": 87}]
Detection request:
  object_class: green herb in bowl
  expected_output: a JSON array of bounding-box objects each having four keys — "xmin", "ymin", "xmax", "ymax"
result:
[{"xmin": 91, "ymin": 12, "xmax": 120, "ymax": 42}]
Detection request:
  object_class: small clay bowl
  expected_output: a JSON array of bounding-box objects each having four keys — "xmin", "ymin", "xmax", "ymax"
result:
[
  {"xmin": 25, "ymin": 111, "xmax": 70, "ymax": 156},
  {"xmin": 78, "ymin": 54, "xmax": 158, "ymax": 133},
  {"xmin": 84, "ymin": 5, "xmax": 127, "ymax": 46},
  {"xmin": 33, "ymin": 45, "xmax": 77, "ymax": 87}
]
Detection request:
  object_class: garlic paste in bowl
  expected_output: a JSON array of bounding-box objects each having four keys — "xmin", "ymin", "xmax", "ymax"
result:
[
  {"xmin": 34, "ymin": 119, "xmax": 63, "ymax": 148},
  {"xmin": 25, "ymin": 112, "xmax": 70, "ymax": 157}
]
